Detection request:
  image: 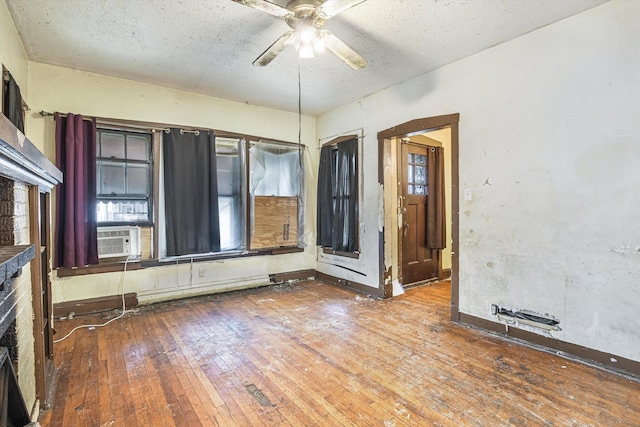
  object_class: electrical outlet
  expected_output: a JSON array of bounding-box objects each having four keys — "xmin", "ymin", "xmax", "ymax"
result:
[
  {"xmin": 490, "ymin": 304, "xmax": 499, "ymax": 315},
  {"xmin": 198, "ymin": 267, "xmax": 206, "ymax": 278}
]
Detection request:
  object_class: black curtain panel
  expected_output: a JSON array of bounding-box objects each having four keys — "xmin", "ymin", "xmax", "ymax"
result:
[
  {"xmin": 426, "ymin": 146, "xmax": 446, "ymax": 249},
  {"xmin": 316, "ymin": 145, "xmax": 334, "ymax": 247},
  {"xmin": 163, "ymin": 129, "xmax": 220, "ymax": 256},
  {"xmin": 333, "ymin": 138, "xmax": 358, "ymax": 253},
  {"xmin": 54, "ymin": 113, "xmax": 99, "ymax": 268},
  {"xmin": 3, "ymin": 74, "xmax": 24, "ymax": 133}
]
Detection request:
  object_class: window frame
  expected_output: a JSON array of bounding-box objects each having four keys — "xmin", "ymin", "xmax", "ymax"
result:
[
  {"xmin": 318, "ymin": 134, "xmax": 360, "ymax": 258},
  {"xmin": 96, "ymin": 127, "xmax": 154, "ymax": 226},
  {"xmin": 81, "ymin": 117, "xmax": 304, "ymax": 268}
]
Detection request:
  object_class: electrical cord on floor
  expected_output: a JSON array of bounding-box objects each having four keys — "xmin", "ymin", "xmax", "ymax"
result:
[{"xmin": 53, "ymin": 256, "xmax": 132, "ymax": 343}]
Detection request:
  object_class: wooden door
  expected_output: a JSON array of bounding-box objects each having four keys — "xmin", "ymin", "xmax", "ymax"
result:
[{"xmin": 399, "ymin": 143, "xmax": 439, "ymax": 285}]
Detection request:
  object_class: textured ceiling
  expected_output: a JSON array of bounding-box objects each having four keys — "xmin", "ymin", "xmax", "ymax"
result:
[{"xmin": 6, "ymin": 0, "xmax": 609, "ymax": 116}]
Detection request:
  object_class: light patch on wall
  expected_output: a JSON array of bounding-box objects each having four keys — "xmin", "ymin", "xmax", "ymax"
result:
[{"xmin": 610, "ymin": 244, "xmax": 640, "ymax": 257}]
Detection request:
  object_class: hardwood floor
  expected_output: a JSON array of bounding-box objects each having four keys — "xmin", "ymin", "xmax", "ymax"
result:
[{"xmin": 39, "ymin": 280, "xmax": 639, "ymax": 426}]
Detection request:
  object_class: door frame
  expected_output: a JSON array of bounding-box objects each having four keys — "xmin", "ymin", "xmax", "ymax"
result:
[{"xmin": 377, "ymin": 114, "xmax": 460, "ymax": 321}]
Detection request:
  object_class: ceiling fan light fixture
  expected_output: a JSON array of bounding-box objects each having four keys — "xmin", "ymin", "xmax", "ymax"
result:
[
  {"xmin": 298, "ymin": 41, "xmax": 315, "ymax": 58},
  {"xmin": 233, "ymin": 0, "xmax": 368, "ymax": 69},
  {"xmin": 298, "ymin": 24, "xmax": 315, "ymax": 44}
]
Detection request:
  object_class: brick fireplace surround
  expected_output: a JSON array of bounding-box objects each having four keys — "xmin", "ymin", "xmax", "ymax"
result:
[{"xmin": 0, "ymin": 113, "xmax": 62, "ymax": 424}]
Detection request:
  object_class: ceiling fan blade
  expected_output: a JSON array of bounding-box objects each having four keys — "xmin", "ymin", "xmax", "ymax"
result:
[
  {"xmin": 253, "ymin": 31, "xmax": 295, "ymax": 66},
  {"xmin": 321, "ymin": 30, "xmax": 367, "ymax": 70},
  {"xmin": 316, "ymin": 0, "xmax": 367, "ymax": 20},
  {"xmin": 230, "ymin": 0, "xmax": 293, "ymax": 19}
]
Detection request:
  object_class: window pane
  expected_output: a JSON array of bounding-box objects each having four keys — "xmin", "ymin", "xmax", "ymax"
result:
[
  {"xmin": 126, "ymin": 164, "xmax": 149, "ymax": 194},
  {"xmin": 217, "ymin": 155, "xmax": 241, "ymax": 196},
  {"xmin": 219, "ymin": 196, "xmax": 242, "ymax": 251},
  {"xmin": 415, "ymin": 165, "xmax": 426, "ymax": 184},
  {"xmin": 250, "ymin": 142, "xmax": 301, "ymax": 197},
  {"xmin": 99, "ymin": 161, "xmax": 125, "ymax": 195},
  {"xmin": 97, "ymin": 200, "xmax": 149, "ymax": 222},
  {"xmin": 127, "ymin": 135, "xmax": 150, "ymax": 160},
  {"xmin": 101, "ymin": 133, "xmax": 125, "ymax": 159},
  {"xmin": 415, "ymin": 154, "xmax": 425, "ymax": 165}
]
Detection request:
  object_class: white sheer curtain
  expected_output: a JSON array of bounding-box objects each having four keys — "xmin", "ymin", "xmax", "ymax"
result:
[{"xmin": 250, "ymin": 143, "xmax": 301, "ymax": 196}]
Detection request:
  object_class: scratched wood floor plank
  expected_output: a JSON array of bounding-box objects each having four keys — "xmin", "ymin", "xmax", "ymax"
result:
[{"xmin": 41, "ymin": 280, "xmax": 640, "ymax": 426}]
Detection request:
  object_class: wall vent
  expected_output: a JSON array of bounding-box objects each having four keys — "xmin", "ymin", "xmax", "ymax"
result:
[
  {"xmin": 97, "ymin": 226, "xmax": 141, "ymax": 259},
  {"xmin": 491, "ymin": 304, "xmax": 561, "ymax": 331}
]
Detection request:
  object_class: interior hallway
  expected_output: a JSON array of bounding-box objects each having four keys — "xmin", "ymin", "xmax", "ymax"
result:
[{"xmin": 40, "ymin": 281, "xmax": 639, "ymax": 426}]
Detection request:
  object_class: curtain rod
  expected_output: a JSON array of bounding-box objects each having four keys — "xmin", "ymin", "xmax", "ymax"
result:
[{"xmin": 39, "ymin": 111, "xmax": 306, "ymax": 146}]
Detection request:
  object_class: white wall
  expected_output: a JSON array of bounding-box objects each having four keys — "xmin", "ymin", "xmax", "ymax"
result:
[
  {"xmin": 0, "ymin": 1, "xmax": 39, "ymax": 414},
  {"xmin": 317, "ymin": 0, "xmax": 640, "ymax": 363},
  {"xmin": 26, "ymin": 62, "xmax": 318, "ymax": 304},
  {"xmin": 0, "ymin": 0, "xmax": 27, "ymax": 91}
]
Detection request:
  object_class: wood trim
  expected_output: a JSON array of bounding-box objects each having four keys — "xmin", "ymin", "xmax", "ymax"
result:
[
  {"xmin": 316, "ymin": 271, "xmax": 384, "ymax": 299},
  {"xmin": 53, "ymin": 293, "xmax": 138, "ymax": 318},
  {"xmin": 0, "ymin": 114, "xmax": 63, "ymax": 186},
  {"xmin": 269, "ymin": 269, "xmax": 315, "ymax": 283},
  {"xmin": 449, "ymin": 120, "xmax": 460, "ymax": 321},
  {"xmin": 377, "ymin": 114, "xmax": 460, "ymax": 140},
  {"xmin": 41, "ymin": 112, "xmax": 303, "ymax": 149},
  {"xmin": 377, "ymin": 136, "xmax": 390, "ymax": 298},
  {"xmin": 439, "ymin": 268, "xmax": 451, "ymax": 280},
  {"xmin": 56, "ymin": 262, "xmax": 143, "ymax": 277},
  {"xmin": 377, "ymin": 113, "xmax": 460, "ymax": 305},
  {"xmin": 458, "ymin": 313, "xmax": 640, "ymax": 378},
  {"xmin": 321, "ymin": 247, "xmax": 359, "ymax": 259},
  {"xmin": 270, "ymin": 247, "xmax": 304, "ymax": 255},
  {"xmin": 321, "ymin": 134, "xmax": 358, "ymax": 147},
  {"xmin": 28, "ymin": 187, "xmax": 45, "ymax": 405}
]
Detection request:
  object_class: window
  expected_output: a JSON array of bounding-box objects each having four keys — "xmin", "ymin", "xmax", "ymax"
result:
[
  {"xmin": 96, "ymin": 129, "xmax": 152, "ymax": 223},
  {"xmin": 216, "ymin": 137, "xmax": 245, "ymax": 251},
  {"xmin": 249, "ymin": 141, "xmax": 303, "ymax": 249},
  {"xmin": 159, "ymin": 131, "xmax": 303, "ymax": 259},
  {"xmin": 317, "ymin": 137, "xmax": 359, "ymax": 254}
]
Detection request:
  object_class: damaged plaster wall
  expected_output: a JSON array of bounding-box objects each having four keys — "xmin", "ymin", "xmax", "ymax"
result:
[{"xmin": 316, "ymin": 0, "xmax": 640, "ymax": 362}]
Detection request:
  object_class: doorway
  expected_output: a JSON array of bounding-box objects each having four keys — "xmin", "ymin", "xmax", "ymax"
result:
[
  {"xmin": 377, "ymin": 114, "xmax": 460, "ymax": 320},
  {"xmin": 399, "ymin": 140, "xmax": 441, "ymax": 285}
]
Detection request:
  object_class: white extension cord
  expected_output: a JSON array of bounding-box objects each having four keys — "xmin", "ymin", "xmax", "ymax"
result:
[{"xmin": 53, "ymin": 257, "xmax": 132, "ymax": 343}]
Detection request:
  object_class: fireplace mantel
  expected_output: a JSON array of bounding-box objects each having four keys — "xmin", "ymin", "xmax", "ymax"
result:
[{"xmin": 0, "ymin": 114, "xmax": 62, "ymax": 190}]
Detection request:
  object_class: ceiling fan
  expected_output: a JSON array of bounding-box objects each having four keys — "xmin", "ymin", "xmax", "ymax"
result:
[{"xmin": 231, "ymin": 0, "xmax": 368, "ymax": 70}]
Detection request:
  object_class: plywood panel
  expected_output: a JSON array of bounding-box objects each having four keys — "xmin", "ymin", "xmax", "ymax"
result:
[
  {"xmin": 140, "ymin": 226, "xmax": 152, "ymax": 259},
  {"xmin": 251, "ymin": 196, "xmax": 297, "ymax": 249}
]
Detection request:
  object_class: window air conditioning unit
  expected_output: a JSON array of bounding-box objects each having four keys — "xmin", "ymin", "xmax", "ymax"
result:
[{"xmin": 97, "ymin": 226, "xmax": 141, "ymax": 259}]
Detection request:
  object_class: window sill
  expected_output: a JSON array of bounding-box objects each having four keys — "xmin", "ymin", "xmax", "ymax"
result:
[
  {"xmin": 143, "ymin": 246, "xmax": 304, "ymax": 267},
  {"xmin": 55, "ymin": 246, "xmax": 304, "ymax": 276},
  {"xmin": 321, "ymin": 247, "xmax": 360, "ymax": 259},
  {"xmin": 56, "ymin": 261, "xmax": 143, "ymax": 277},
  {"xmin": 97, "ymin": 221, "xmax": 154, "ymax": 227}
]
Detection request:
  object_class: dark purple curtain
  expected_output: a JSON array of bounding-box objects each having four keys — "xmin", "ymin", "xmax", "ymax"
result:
[
  {"xmin": 3, "ymin": 73, "xmax": 25, "ymax": 133},
  {"xmin": 426, "ymin": 147, "xmax": 446, "ymax": 249},
  {"xmin": 54, "ymin": 113, "xmax": 98, "ymax": 268}
]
